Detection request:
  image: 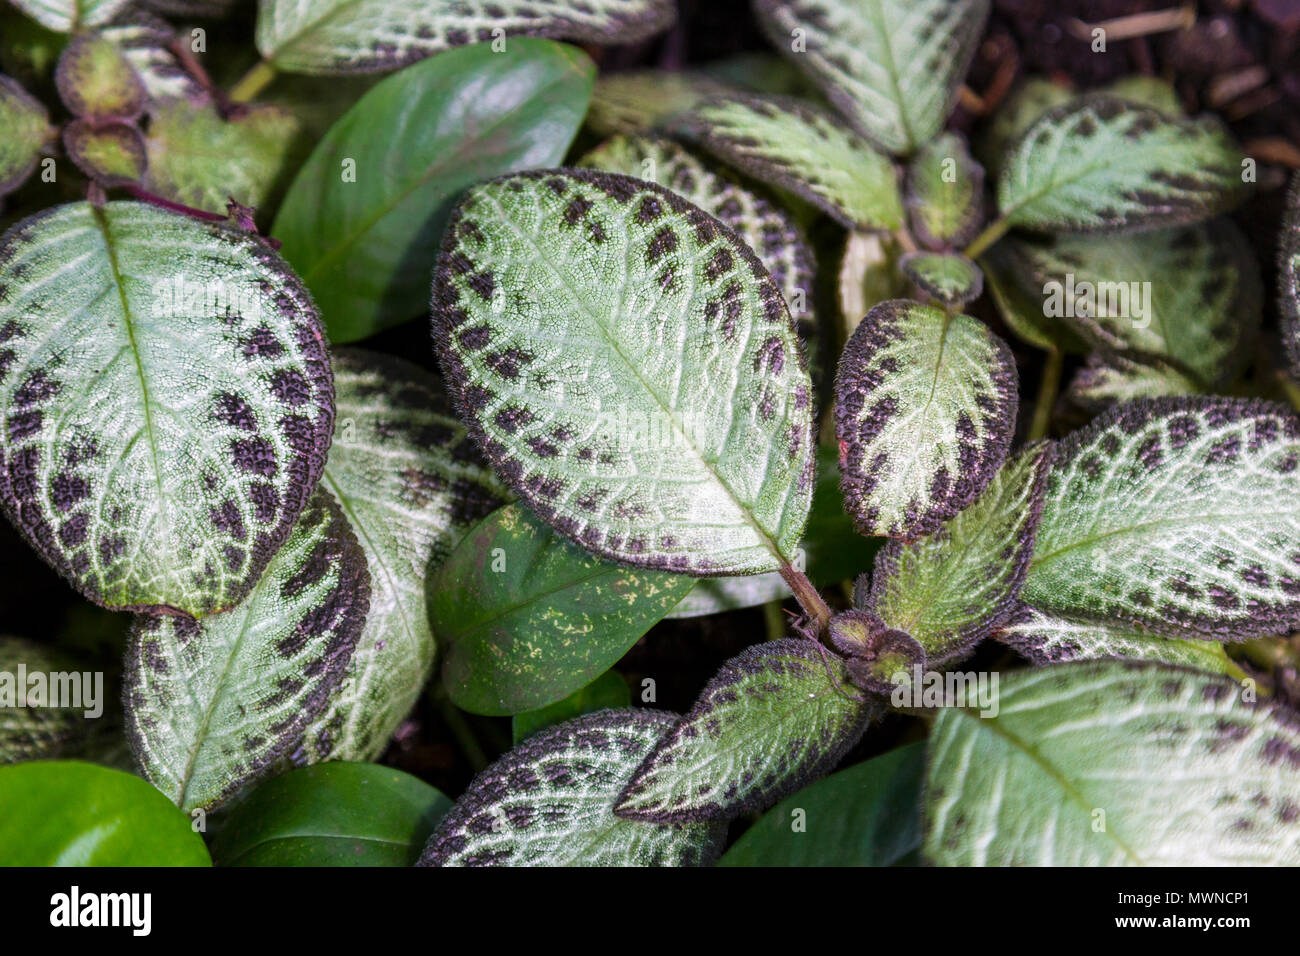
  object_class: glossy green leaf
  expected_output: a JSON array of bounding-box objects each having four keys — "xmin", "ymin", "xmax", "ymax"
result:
[
  {"xmin": 306, "ymin": 349, "xmax": 508, "ymax": 760},
  {"xmin": 719, "ymin": 741, "xmax": 924, "ymax": 866},
  {"xmin": 62, "ymin": 118, "xmax": 147, "ymax": 187},
  {"xmin": 1279, "ymin": 173, "xmax": 1300, "ymax": 383},
  {"xmin": 435, "ymin": 503, "xmax": 693, "ymax": 715},
  {"xmin": 433, "ymin": 168, "xmax": 815, "ymax": 574},
  {"xmin": 1067, "ymin": 350, "xmax": 1200, "ymax": 411},
  {"xmin": 0, "ymin": 75, "xmax": 53, "ymax": 197},
  {"xmin": 615, "ymin": 639, "xmax": 872, "ymax": 822},
  {"xmin": 834, "ymin": 299, "xmax": 1018, "ymax": 538},
  {"xmin": 869, "ymin": 443, "xmax": 1053, "ymax": 667},
  {"xmin": 512, "ymin": 670, "xmax": 630, "ymax": 744},
  {"xmin": 925, "ymin": 660, "xmax": 1300, "ymax": 865},
  {"xmin": 256, "ymin": 0, "xmax": 674, "ymax": 75},
  {"xmin": 210, "ymin": 762, "xmax": 451, "ymax": 866},
  {"xmin": 899, "ymin": 251, "xmax": 982, "ymax": 308},
  {"xmin": 1023, "ymin": 398, "xmax": 1300, "ymax": 640},
  {"xmin": 0, "ymin": 761, "xmax": 210, "ymax": 865},
  {"xmin": 0, "ymin": 635, "xmax": 90, "ymax": 763},
  {"xmin": 54, "ymin": 30, "xmax": 144, "ymax": 118},
  {"xmin": 125, "ymin": 489, "xmax": 370, "ymax": 812},
  {"xmin": 0, "ymin": 201, "xmax": 333, "ymax": 618},
  {"xmin": 998, "ymin": 96, "xmax": 1247, "ymax": 233},
  {"xmin": 904, "ymin": 132, "xmax": 984, "ymax": 249},
  {"xmin": 273, "ymin": 39, "xmax": 593, "ymax": 343},
  {"xmin": 754, "ymin": 0, "xmax": 989, "ymax": 155},
  {"xmin": 10, "ymin": 0, "xmax": 129, "ymax": 32},
  {"xmin": 675, "ymin": 94, "xmax": 902, "ymax": 231},
  {"xmin": 420, "ymin": 709, "xmax": 725, "ymax": 866}
]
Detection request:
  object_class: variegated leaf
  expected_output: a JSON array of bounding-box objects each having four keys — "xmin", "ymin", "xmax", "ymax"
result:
[
  {"xmin": 0, "ymin": 636, "xmax": 89, "ymax": 763},
  {"xmin": 62, "ymin": 119, "xmax": 147, "ymax": 188},
  {"xmin": 674, "ymin": 94, "xmax": 902, "ymax": 231},
  {"xmin": 125, "ymin": 488, "xmax": 370, "ymax": 812},
  {"xmin": 579, "ymin": 134, "xmax": 814, "ymax": 324},
  {"xmin": 586, "ymin": 69, "xmax": 726, "ymax": 137},
  {"xmin": 904, "ymin": 132, "xmax": 984, "ymax": 249},
  {"xmin": 303, "ymin": 350, "xmax": 508, "ymax": 761},
  {"xmin": 0, "ymin": 202, "xmax": 333, "ymax": 618},
  {"xmin": 997, "ymin": 96, "xmax": 1247, "ymax": 233},
  {"xmin": 9, "ymin": 0, "xmax": 129, "ymax": 32},
  {"xmin": 978, "ymin": 240, "xmax": 1087, "ymax": 354},
  {"xmin": 1279, "ymin": 172, "xmax": 1300, "ymax": 384},
  {"xmin": 974, "ymin": 76, "xmax": 1072, "ymax": 175},
  {"xmin": 838, "ymin": 231, "xmax": 904, "ymax": 338},
  {"xmin": 55, "ymin": 30, "xmax": 146, "ymax": 119},
  {"xmin": 256, "ymin": 0, "xmax": 676, "ymax": 75},
  {"xmin": 834, "ymin": 299, "xmax": 1018, "ymax": 538},
  {"xmin": 1023, "ymin": 398, "xmax": 1300, "ymax": 640},
  {"xmin": 1067, "ymin": 350, "xmax": 1199, "ymax": 412},
  {"xmin": 615, "ymin": 640, "xmax": 872, "ymax": 822},
  {"xmin": 754, "ymin": 0, "xmax": 990, "ymax": 155},
  {"xmin": 0, "ymin": 76, "xmax": 53, "ymax": 198},
  {"xmin": 419, "ymin": 709, "xmax": 725, "ymax": 866},
  {"xmin": 925, "ymin": 660, "xmax": 1300, "ymax": 865},
  {"xmin": 101, "ymin": 12, "xmax": 207, "ymax": 104},
  {"xmin": 869, "ymin": 443, "xmax": 1052, "ymax": 667},
  {"xmin": 899, "ymin": 251, "xmax": 982, "ymax": 308},
  {"xmin": 432, "ymin": 169, "xmax": 814, "ymax": 575},
  {"xmin": 996, "ymin": 604, "xmax": 1238, "ymax": 676}
]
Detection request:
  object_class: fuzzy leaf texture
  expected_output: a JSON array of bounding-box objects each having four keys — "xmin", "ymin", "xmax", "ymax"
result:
[
  {"xmin": 419, "ymin": 709, "xmax": 725, "ymax": 866},
  {"xmin": 834, "ymin": 299, "xmax": 1018, "ymax": 538},
  {"xmin": 0, "ymin": 76, "xmax": 53, "ymax": 197},
  {"xmin": 1022, "ymin": 398, "xmax": 1300, "ymax": 640},
  {"xmin": 125, "ymin": 489, "xmax": 370, "ymax": 812},
  {"xmin": 1066, "ymin": 351, "xmax": 1200, "ymax": 411},
  {"xmin": 432, "ymin": 169, "xmax": 815, "ymax": 575},
  {"xmin": 899, "ymin": 252, "xmax": 983, "ymax": 308},
  {"xmin": 0, "ymin": 202, "xmax": 333, "ymax": 618},
  {"xmin": 905, "ymin": 132, "xmax": 985, "ymax": 249},
  {"xmin": 55, "ymin": 31, "xmax": 146, "ymax": 119},
  {"xmin": 256, "ymin": 0, "xmax": 676, "ymax": 74},
  {"xmin": 925, "ymin": 660, "xmax": 1300, "ymax": 865},
  {"xmin": 754, "ymin": 0, "xmax": 990, "ymax": 155},
  {"xmin": 615, "ymin": 639, "xmax": 872, "ymax": 822},
  {"xmin": 62, "ymin": 119, "xmax": 147, "ymax": 188}
]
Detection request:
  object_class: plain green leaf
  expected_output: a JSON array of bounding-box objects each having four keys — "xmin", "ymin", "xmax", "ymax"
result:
[{"xmin": 512, "ymin": 670, "xmax": 630, "ymax": 744}]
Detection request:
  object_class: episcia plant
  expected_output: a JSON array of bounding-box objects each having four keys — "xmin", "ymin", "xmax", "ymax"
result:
[{"xmin": 0, "ymin": 0, "xmax": 1299, "ymax": 869}]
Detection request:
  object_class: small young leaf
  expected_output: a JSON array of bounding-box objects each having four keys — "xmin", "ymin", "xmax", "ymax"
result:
[
  {"xmin": 674, "ymin": 94, "xmax": 902, "ymax": 231},
  {"xmin": 419, "ymin": 709, "xmax": 725, "ymax": 867},
  {"xmin": 0, "ymin": 635, "xmax": 88, "ymax": 763},
  {"xmin": 869, "ymin": 443, "xmax": 1053, "ymax": 667},
  {"xmin": 125, "ymin": 488, "xmax": 370, "ymax": 812},
  {"xmin": 306, "ymin": 349, "xmax": 508, "ymax": 759},
  {"xmin": 433, "ymin": 169, "xmax": 815, "ymax": 575},
  {"xmin": 0, "ymin": 201, "xmax": 333, "ymax": 618},
  {"xmin": 754, "ymin": 0, "xmax": 990, "ymax": 155},
  {"xmin": 0, "ymin": 75, "xmax": 53, "ymax": 197},
  {"xmin": 904, "ymin": 132, "xmax": 984, "ymax": 249},
  {"xmin": 1023, "ymin": 398, "xmax": 1300, "ymax": 640},
  {"xmin": 615, "ymin": 639, "xmax": 872, "ymax": 822},
  {"xmin": 924, "ymin": 660, "xmax": 1300, "ymax": 865},
  {"xmin": 62, "ymin": 118, "xmax": 147, "ymax": 187},
  {"xmin": 718, "ymin": 741, "xmax": 925, "ymax": 867},
  {"xmin": 997, "ymin": 96, "xmax": 1247, "ymax": 234},
  {"xmin": 512, "ymin": 670, "xmax": 631, "ymax": 744},
  {"xmin": 899, "ymin": 251, "xmax": 983, "ymax": 308},
  {"xmin": 256, "ymin": 0, "xmax": 675, "ymax": 75},
  {"xmin": 834, "ymin": 299, "xmax": 1018, "ymax": 538},
  {"xmin": 273, "ymin": 39, "xmax": 593, "ymax": 343},
  {"xmin": 1067, "ymin": 350, "xmax": 1200, "ymax": 411},
  {"xmin": 0, "ymin": 761, "xmax": 211, "ymax": 866},
  {"xmin": 435, "ymin": 503, "xmax": 693, "ymax": 715},
  {"xmin": 9, "ymin": 0, "xmax": 129, "ymax": 32},
  {"xmin": 996, "ymin": 604, "xmax": 1238, "ymax": 676},
  {"xmin": 579, "ymin": 134, "xmax": 814, "ymax": 322},
  {"xmin": 1278, "ymin": 173, "xmax": 1300, "ymax": 383},
  {"xmin": 54, "ymin": 30, "xmax": 146, "ymax": 119},
  {"xmin": 210, "ymin": 762, "xmax": 452, "ymax": 866}
]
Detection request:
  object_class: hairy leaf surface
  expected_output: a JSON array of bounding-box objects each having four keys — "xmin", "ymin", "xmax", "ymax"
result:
[
  {"xmin": 433, "ymin": 169, "xmax": 815, "ymax": 574},
  {"xmin": 0, "ymin": 76, "xmax": 53, "ymax": 197},
  {"xmin": 925, "ymin": 660, "xmax": 1300, "ymax": 865},
  {"xmin": 905, "ymin": 132, "xmax": 984, "ymax": 249},
  {"xmin": 1067, "ymin": 350, "xmax": 1200, "ymax": 411},
  {"xmin": 62, "ymin": 119, "xmax": 147, "ymax": 187},
  {"xmin": 834, "ymin": 299, "xmax": 1018, "ymax": 538},
  {"xmin": 55, "ymin": 30, "xmax": 145, "ymax": 119},
  {"xmin": 899, "ymin": 252, "xmax": 982, "ymax": 308},
  {"xmin": 0, "ymin": 202, "xmax": 333, "ymax": 617},
  {"xmin": 419, "ymin": 709, "xmax": 725, "ymax": 866}
]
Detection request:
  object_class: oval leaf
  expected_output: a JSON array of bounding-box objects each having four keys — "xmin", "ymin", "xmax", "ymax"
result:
[
  {"xmin": 125, "ymin": 488, "xmax": 370, "ymax": 812},
  {"xmin": 419, "ymin": 709, "xmax": 725, "ymax": 866},
  {"xmin": 0, "ymin": 201, "xmax": 333, "ymax": 618},
  {"xmin": 0, "ymin": 75, "xmax": 53, "ymax": 197},
  {"xmin": 899, "ymin": 251, "xmax": 983, "ymax": 307},
  {"xmin": 62, "ymin": 118, "xmax": 147, "ymax": 187},
  {"xmin": 55, "ymin": 30, "xmax": 146, "ymax": 119},
  {"xmin": 1066, "ymin": 350, "xmax": 1200, "ymax": 411},
  {"xmin": 432, "ymin": 168, "xmax": 815, "ymax": 574},
  {"xmin": 905, "ymin": 132, "xmax": 984, "ymax": 248},
  {"xmin": 834, "ymin": 299, "xmax": 1018, "ymax": 538}
]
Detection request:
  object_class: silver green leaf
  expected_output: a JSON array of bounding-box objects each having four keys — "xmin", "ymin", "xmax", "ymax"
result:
[
  {"xmin": 1023, "ymin": 397, "xmax": 1300, "ymax": 640},
  {"xmin": 869, "ymin": 443, "xmax": 1053, "ymax": 667},
  {"xmin": 667, "ymin": 572, "xmax": 789, "ymax": 619},
  {"xmin": 904, "ymin": 132, "xmax": 984, "ymax": 249},
  {"xmin": 125, "ymin": 488, "xmax": 370, "ymax": 812},
  {"xmin": 997, "ymin": 96, "xmax": 1247, "ymax": 233},
  {"xmin": 925, "ymin": 660, "xmax": 1300, "ymax": 865},
  {"xmin": 833, "ymin": 299, "xmax": 1018, "ymax": 538},
  {"xmin": 0, "ymin": 76, "xmax": 53, "ymax": 197},
  {"xmin": 974, "ymin": 76, "xmax": 1072, "ymax": 175},
  {"xmin": 1067, "ymin": 350, "xmax": 1200, "ymax": 412},
  {"xmin": 100, "ymin": 13, "xmax": 207, "ymax": 103},
  {"xmin": 419, "ymin": 709, "xmax": 725, "ymax": 866},
  {"xmin": 615, "ymin": 640, "xmax": 872, "ymax": 822},
  {"xmin": 0, "ymin": 202, "xmax": 333, "ymax": 618},
  {"xmin": 9, "ymin": 0, "xmax": 129, "ymax": 31},
  {"xmin": 1279, "ymin": 173, "xmax": 1300, "ymax": 383},
  {"xmin": 899, "ymin": 251, "xmax": 982, "ymax": 308},
  {"xmin": 303, "ymin": 350, "xmax": 508, "ymax": 761},
  {"xmin": 256, "ymin": 0, "xmax": 676, "ymax": 75},
  {"xmin": 579, "ymin": 133, "xmax": 814, "ymax": 324},
  {"xmin": 674, "ymin": 94, "xmax": 902, "ymax": 231},
  {"xmin": 0, "ymin": 636, "xmax": 89, "ymax": 763},
  {"xmin": 432, "ymin": 169, "xmax": 814, "ymax": 575},
  {"xmin": 996, "ymin": 604, "xmax": 1238, "ymax": 676},
  {"xmin": 754, "ymin": 0, "xmax": 990, "ymax": 155}
]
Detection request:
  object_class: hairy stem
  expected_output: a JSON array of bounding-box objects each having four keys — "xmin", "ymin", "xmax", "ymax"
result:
[
  {"xmin": 1028, "ymin": 347, "xmax": 1063, "ymax": 441},
  {"xmin": 963, "ymin": 215, "xmax": 1012, "ymax": 260},
  {"xmin": 779, "ymin": 562, "xmax": 833, "ymax": 634},
  {"xmin": 229, "ymin": 60, "xmax": 277, "ymax": 104}
]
